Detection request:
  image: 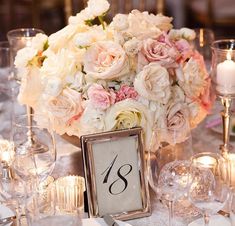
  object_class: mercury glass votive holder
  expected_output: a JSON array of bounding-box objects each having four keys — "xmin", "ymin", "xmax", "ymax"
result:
[{"xmin": 53, "ymin": 175, "xmax": 85, "ymax": 213}]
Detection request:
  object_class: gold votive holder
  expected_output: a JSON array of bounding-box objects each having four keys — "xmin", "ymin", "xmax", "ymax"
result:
[
  {"xmin": 54, "ymin": 175, "xmax": 85, "ymax": 213},
  {"xmin": 226, "ymin": 153, "xmax": 235, "ymax": 188}
]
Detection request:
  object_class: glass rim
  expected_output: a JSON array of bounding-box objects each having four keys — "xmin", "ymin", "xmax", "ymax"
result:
[
  {"xmin": 191, "ymin": 152, "xmax": 223, "ymax": 161},
  {"xmin": 211, "ymin": 39, "xmax": 235, "ymax": 52},
  {"xmin": 7, "ymin": 28, "xmax": 44, "ymax": 39}
]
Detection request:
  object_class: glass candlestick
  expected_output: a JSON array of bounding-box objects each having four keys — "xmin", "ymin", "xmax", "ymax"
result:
[{"xmin": 211, "ymin": 39, "xmax": 235, "ymax": 156}]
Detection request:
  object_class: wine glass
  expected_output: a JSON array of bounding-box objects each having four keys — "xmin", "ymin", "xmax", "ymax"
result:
[
  {"xmin": 0, "ymin": 41, "xmax": 13, "ymax": 140},
  {"xmin": 12, "ymin": 113, "xmax": 56, "ymax": 184},
  {"xmin": 188, "ymin": 152, "xmax": 230, "ymax": 226},
  {"xmin": 155, "ymin": 160, "xmax": 191, "ymax": 226},
  {"xmin": 148, "ymin": 126, "xmax": 193, "ymax": 190}
]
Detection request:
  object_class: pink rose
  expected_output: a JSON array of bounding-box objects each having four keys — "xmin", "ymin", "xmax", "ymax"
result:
[
  {"xmin": 115, "ymin": 85, "xmax": 138, "ymax": 102},
  {"xmin": 87, "ymin": 84, "xmax": 116, "ymax": 110},
  {"xmin": 198, "ymin": 77, "xmax": 215, "ymax": 112},
  {"xmin": 138, "ymin": 33, "xmax": 180, "ymax": 70},
  {"xmin": 175, "ymin": 39, "xmax": 193, "ymax": 63},
  {"xmin": 83, "ymin": 41, "xmax": 129, "ymax": 79}
]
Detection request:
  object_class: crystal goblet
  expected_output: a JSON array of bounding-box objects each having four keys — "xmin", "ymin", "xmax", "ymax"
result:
[
  {"xmin": 188, "ymin": 152, "xmax": 230, "ymax": 226},
  {"xmin": 156, "ymin": 160, "xmax": 191, "ymax": 226}
]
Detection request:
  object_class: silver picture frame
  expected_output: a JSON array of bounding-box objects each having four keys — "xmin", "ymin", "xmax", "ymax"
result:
[{"xmin": 80, "ymin": 127, "xmax": 151, "ymax": 221}]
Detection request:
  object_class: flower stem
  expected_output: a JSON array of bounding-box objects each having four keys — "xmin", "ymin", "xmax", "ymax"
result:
[{"xmin": 98, "ymin": 16, "xmax": 105, "ymax": 30}]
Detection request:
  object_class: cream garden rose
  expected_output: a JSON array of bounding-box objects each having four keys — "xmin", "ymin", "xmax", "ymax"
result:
[
  {"xmin": 46, "ymin": 87, "xmax": 83, "ymax": 129},
  {"xmin": 105, "ymin": 99, "xmax": 154, "ymax": 146},
  {"xmin": 83, "ymin": 41, "xmax": 129, "ymax": 79},
  {"xmin": 41, "ymin": 49, "xmax": 79, "ymax": 81},
  {"xmin": 87, "ymin": 0, "xmax": 110, "ymax": 18},
  {"xmin": 176, "ymin": 54, "xmax": 207, "ymax": 99},
  {"xmin": 134, "ymin": 63, "xmax": 171, "ymax": 104},
  {"xmin": 18, "ymin": 67, "xmax": 43, "ymax": 108}
]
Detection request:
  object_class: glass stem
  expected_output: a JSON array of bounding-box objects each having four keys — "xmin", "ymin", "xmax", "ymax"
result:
[
  {"xmin": 168, "ymin": 200, "xmax": 174, "ymax": 226},
  {"xmin": 26, "ymin": 105, "xmax": 33, "ymax": 144},
  {"xmin": 220, "ymin": 97, "xmax": 232, "ymax": 157},
  {"xmin": 203, "ymin": 212, "xmax": 210, "ymax": 226}
]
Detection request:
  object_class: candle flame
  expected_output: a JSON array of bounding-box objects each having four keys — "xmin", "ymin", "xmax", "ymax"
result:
[
  {"xmin": 0, "ymin": 139, "xmax": 15, "ymax": 164},
  {"xmin": 227, "ymin": 51, "xmax": 232, "ymax": 60}
]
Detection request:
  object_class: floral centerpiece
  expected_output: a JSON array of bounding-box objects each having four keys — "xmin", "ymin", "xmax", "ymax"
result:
[{"xmin": 15, "ymin": 0, "xmax": 213, "ymax": 150}]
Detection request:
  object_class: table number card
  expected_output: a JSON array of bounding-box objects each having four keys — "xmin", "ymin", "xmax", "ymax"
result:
[{"xmin": 80, "ymin": 127, "xmax": 151, "ymax": 220}]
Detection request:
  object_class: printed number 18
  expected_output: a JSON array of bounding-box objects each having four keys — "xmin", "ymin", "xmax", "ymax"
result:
[{"xmin": 101, "ymin": 154, "xmax": 133, "ymax": 195}]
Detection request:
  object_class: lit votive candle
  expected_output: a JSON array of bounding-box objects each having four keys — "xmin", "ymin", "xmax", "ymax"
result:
[
  {"xmin": 55, "ymin": 175, "xmax": 85, "ymax": 213},
  {"xmin": 216, "ymin": 52, "xmax": 235, "ymax": 94},
  {"xmin": 194, "ymin": 155, "xmax": 217, "ymax": 168}
]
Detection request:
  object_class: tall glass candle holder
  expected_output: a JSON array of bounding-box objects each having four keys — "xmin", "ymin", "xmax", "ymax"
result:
[
  {"xmin": 211, "ymin": 39, "xmax": 235, "ymax": 156},
  {"xmin": 7, "ymin": 28, "xmax": 44, "ymax": 147}
]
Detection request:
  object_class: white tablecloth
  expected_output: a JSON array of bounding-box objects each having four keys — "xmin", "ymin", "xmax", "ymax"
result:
[{"xmin": 0, "ymin": 81, "xmax": 229, "ymax": 226}]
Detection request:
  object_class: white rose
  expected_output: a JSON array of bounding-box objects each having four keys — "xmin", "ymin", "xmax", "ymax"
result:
[
  {"xmin": 105, "ymin": 99, "xmax": 154, "ymax": 148},
  {"xmin": 78, "ymin": 103, "xmax": 105, "ymax": 135},
  {"xmin": 46, "ymin": 87, "xmax": 83, "ymax": 127},
  {"xmin": 66, "ymin": 72, "xmax": 85, "ymax": 90},
  {"xmin": 40, "ymin": 49, "xmax": 78, "ymax": 80},
  {"xmin": 123, "ymin": 10, "xmax": 172, "ymax": 39},
  {"xmin": 168, "ymin": 28, "xmax": 196, "ymax": 41},
  {"xmin": 31, "ymin": 33, "xmax": 48, "ymax": 51},
  {"xmin": 180, "ymin": 28, "xmax": 196, "ymax": 41},
  {"xmin": 83, "ymin": 41, "xmax": 129, "ymax": 79},
  {"xmin": 168, "ymin": 29, "xmax": 183, "ymax": 41},
  {"xmin": 87, "ymin": 0, "xmax": 110, "ymax": 17},
  {"xmin": 176, "ymin": 58, "xmax": 207, "ymax": 99},
  {"xmin": 48, "ymin": 24, "xmax": 80, "ymax": 52},
  {"xmin": 134, "ymin": 63, "xmax": 171, "ymax": 104},
  {"xmin": 14, "ymin": 47, "xmax": 37, "ymax": 68},
  {"xmin": 75, "ymin": 26, "xmax": 106, "ymax": 47},
  {"xmin": 69, "ymin": 8, "xmax": 95, "ymax": 24},
  {"xmin": 44, "ymin": 77, "xmax": 63, "ymax": 97},
  {"xmin": 18, "ymin": 67, "xmax": 43, "ymax": 108},
  {"xmin": 112, "ymin": 14, "xmax": 129, "ymax": 31},
  {"xmin": 123, "ymin": 38, "xmax": 141, "ymax": 56}
]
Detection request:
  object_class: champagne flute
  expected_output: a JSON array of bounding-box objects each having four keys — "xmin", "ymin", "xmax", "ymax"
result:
[{"xmin": 188, "ymin": 152, "xmax": 230, "ymax": 226}]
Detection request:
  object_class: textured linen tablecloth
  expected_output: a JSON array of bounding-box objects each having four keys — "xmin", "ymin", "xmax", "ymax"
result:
[
  {"xmin": 50, "ymin": 114, "xmax": 227, "ymax": 226},
  {"xmin": 0, "ymin": 86, "xmax": 230, "ymax": 226}
]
